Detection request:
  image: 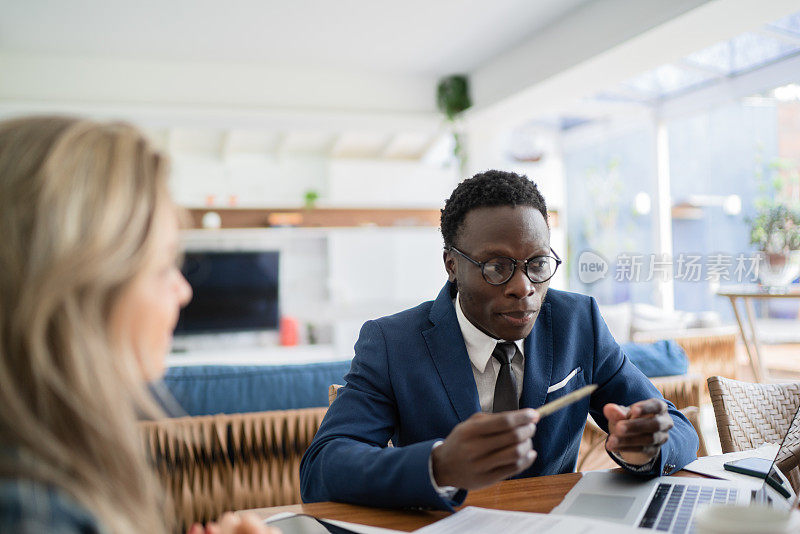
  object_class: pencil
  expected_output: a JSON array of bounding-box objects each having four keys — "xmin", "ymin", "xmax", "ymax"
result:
[{"xmin": 536, "ymin": 384, "xmax": 597, "ymax": 417}]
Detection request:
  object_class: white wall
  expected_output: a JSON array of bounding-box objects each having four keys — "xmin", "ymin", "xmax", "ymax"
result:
[
  {"xmin": 328, "ymin": 159, "xmax": 458, "ymax": 208},
  {"xmin": 171, "ymin": 153, "xmax": 330, "ymax": 208},
  {"xmin": 465, "ymin": 123, "xmax": 568, "ymax": 290},
  {"xmin": 171, "ymin": 153, "xmax": 459, "ymax": 209}
]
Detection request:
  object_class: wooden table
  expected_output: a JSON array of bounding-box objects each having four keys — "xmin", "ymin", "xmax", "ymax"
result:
[
  {"xmin": 716, "ymin": 284, "xmax": 800, "ymax": 382},
  {"xmin": 246, "ymin": 471, "xmax": 698, "ymax": 531},
  {"xmin": 247, "ymin": 471, "xmax": 704, "ymax": 531}
]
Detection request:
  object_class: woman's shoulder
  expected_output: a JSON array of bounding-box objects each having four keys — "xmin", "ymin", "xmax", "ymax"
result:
[{"xmin": 0, "ymin": 478, "xmax": 106, "ymax": 533}]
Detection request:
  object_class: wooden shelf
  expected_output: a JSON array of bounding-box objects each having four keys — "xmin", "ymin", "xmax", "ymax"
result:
[
  {"xmin": 187, "ymin": 207, "xmax": 440, "ymax": 228},
  {"xmin": 187, "ymin": 207, "xmax": 560, "ymax": 229},
  {"xmin": 671, "ymin": 203, "xmax": 704, "ymax": 220}
]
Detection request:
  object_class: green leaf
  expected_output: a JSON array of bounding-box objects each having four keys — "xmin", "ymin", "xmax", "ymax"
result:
[{"xmin": 436, "ymin": 75, "xmax": 471, "ymax": 121}]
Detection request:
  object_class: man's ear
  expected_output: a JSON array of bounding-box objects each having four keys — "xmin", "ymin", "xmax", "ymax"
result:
[{"xmin": 443, "ymin": 250, "xmax": 457, "ymax": 282}]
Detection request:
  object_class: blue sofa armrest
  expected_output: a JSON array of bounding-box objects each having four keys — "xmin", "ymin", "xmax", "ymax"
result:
[
  {"xmin": 621, "ymin": 340, "xmax": 689, "ymax": 378},
  {"xmin": 161, "ymin": 360, "xmax": 352, "ymax": 416}
]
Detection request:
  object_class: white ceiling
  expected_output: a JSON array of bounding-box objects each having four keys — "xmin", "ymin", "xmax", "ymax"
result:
[
  {"xmin": 1, "ymin": 0, "xmax": 798, "ymax": 152},
  {"xmin": 0, "ymin": 0, "xmax": 590, "ymax": 76}
]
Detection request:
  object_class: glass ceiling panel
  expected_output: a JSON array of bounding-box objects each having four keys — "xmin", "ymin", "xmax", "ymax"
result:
[
  {"xmin": 767, "ymin": 12, "xmax": 800, "ymax": 37},
  {"xmin": 728, "ymin": 32, "xmax": 800, "ymax": 74},
  {"xmin": 684, "ymin": 41, "xmax": 732, "ymax": 73},
  {"xmin": 592, "ymin": 90, "xmax": 650, "ymax": 104},
  {"xmin": 621, "ymin": 63, "xmax": 717, "ymax": 100},
  {"xmin": 577, "ymin": 10, "xmax": 800, "ymax": 120}
]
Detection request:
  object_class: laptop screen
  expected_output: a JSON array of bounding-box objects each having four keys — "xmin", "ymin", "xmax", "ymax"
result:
[{"xmin": 760, "ymin": 403, "xmax": 800, "ymax": 509}]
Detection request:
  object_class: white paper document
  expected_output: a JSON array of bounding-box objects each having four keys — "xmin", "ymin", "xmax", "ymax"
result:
[
  {"xmin": 412, "ymin": 506, "xmax": 642, "ymax": 534},
  {"xmin": 682, "ymin": 443, "xmax": 778, "ymax": 485}
]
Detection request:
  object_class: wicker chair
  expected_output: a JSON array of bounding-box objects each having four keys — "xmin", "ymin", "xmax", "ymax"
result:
[
  {"xmin": 707, "ymin": 376, "xmax": 800, "ymax": 492},
  {"xmin": 140, "ymin": 407, "xmax": 327, "ymax": 530},
  {"xmin": 650, "ymin": 374, "xmax": 704, "ymax": 410},
  {"xmin": 707, "ymin": 376, "xmax": 800, "ymax": 453},
  {"xmin": 633, "ymin": 328, "xmax": 738, "ymax": 390},
  {"xmin": 328, "ymin": 383, "xmax": 342, "ymax": 405}
]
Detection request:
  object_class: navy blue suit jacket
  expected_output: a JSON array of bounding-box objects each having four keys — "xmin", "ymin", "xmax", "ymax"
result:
[{"xmin": 300, "ymin": 282, "xmax": 699, "ymax": 510}]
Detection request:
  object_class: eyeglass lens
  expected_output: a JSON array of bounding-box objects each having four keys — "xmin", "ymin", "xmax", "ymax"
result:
[{"xmin": 483, "ymin": 257, "xmax": 555, "ymax": 284}]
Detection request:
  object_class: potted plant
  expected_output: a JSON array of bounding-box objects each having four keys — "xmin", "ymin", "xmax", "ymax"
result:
[
  {"xmin": 436, "ymin": 75, "xmax": 471, "ymax": 174},
  {"xmin": 303, "ymin": 189, "xmax": 319, "ymax": 210},
  {"xmin": 748, "ymin": 157, "xmax": 800, "ymax": 287}
]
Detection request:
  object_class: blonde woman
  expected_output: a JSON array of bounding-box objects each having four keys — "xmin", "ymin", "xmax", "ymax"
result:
[{"xmin": 0, "ymin": 116, "xmax": 277, "ymax": 534}]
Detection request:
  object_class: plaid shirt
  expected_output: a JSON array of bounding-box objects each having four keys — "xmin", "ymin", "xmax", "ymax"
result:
[{"xmin": 0, "ymin": 478, "xmax": 105, "ymax": 533}]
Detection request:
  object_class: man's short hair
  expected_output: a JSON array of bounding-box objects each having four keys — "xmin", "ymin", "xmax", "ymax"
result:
[{"xmin": 440, "ymin": 170, "xmax": 548, "ymax": 249}]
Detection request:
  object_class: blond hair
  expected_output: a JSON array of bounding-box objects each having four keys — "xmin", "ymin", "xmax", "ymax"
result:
[{"xmin": 0, "ymin": 116, "xmax": 172, "ymax": 533}]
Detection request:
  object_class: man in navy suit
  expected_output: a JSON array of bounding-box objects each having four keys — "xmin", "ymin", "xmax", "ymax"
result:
[{"xmin": 300, "ymin": 170, "xmax": 698, "ymax": 510}]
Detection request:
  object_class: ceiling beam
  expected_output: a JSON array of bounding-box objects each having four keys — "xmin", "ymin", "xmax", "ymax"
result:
[
  {"xmin": 470, "ymin": 0, "xmax": 712, "ymax": 113},
  {"xmin": 467, "ymin": 0, "xmax": 800, "ymax": 130},
  {"xmin": 758, "ymin": 26, "xmax": 800, "ymax": 45},
  {"xmin": 0, "ymin": 92, "xmax": 442, "ymax": 134},
  {"xmin": 0, "ymin": 52, "xmax": 439, "ymax": 116}
]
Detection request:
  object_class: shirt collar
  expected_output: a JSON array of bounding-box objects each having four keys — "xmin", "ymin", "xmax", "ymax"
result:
[{"xmin": 454, "ymin": 292, "xmax": 525, "ymax": 373}]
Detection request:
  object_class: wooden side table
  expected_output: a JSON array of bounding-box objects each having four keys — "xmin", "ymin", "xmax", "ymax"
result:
[{"xmin": 716, "ymin": 284, "xmax": 800, "ymax": 382}]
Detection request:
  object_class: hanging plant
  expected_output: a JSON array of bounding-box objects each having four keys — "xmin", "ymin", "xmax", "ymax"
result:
[
  {"xmin": 436, "ymin": 75, "xmax": 471, "ymax": 120},
  {"xmin": 436, "ymin": 75, "xmax": 472, "ymax": 174}
]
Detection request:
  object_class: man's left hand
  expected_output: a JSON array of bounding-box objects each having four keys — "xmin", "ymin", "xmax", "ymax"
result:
[{"xmin": 603, "ymin": 398, "xmax": 673, "ymax": 466}]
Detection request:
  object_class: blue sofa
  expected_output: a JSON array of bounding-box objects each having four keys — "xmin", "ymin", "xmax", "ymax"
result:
[
  {"xmin": 160, "ymin": 341, "xmax": 687, "ymax": 417},
  {"xmin": 621, "ymin": 340, "xmax": 688, "ymax": 378},
  {"xmin": 162, "ymin": 360, "xmax": 352, "ymax": 416}
]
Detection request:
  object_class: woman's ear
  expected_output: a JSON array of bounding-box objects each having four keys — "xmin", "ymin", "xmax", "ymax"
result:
[{"xmin": 443, "ymin": 250, "xmax": 457, "ymax": 283}]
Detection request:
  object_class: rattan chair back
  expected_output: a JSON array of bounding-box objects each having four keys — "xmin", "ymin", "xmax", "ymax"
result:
[
  {"xmin": 328, "ymin": 383, "xmax": 342, "ymax": 405},
  {"xmin": 140, "ymin": 407, "xmax": 327, "ymax": 530},
  {"xmin": 707, "ymin": 376, "xmax": 800, "ymax": 454}
]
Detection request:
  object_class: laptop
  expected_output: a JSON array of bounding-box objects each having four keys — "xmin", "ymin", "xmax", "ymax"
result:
[{"xmin": 552, "ymin": 405, "xmax": 800, "ymax": 534}]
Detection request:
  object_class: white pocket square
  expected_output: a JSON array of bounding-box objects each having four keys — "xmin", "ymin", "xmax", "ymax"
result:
[{"xmin": 547, "ymin": 367, "xmax": 582, "ymax": 394}]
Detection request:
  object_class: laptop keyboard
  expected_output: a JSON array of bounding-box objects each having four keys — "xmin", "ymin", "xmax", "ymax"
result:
[{"xmin": 638, "ymin": 483, "xmax": 738, "ymax": 533}]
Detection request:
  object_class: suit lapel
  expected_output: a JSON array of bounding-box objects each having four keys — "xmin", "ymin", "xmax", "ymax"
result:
[
  {"xmin": 423, "ymin": 283, "xmax": 481, "ymax": 422},
  {"xmin": 520, "ymin": 301, "xmax": 554, "ymax": 411}
]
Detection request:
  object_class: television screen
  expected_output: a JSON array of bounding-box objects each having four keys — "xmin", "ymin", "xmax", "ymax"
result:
[{"xmin": 175, "ymin": 251, "xmax": 279, "ymax": 334}]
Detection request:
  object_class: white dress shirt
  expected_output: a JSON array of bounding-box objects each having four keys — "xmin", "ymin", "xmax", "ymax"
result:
[
  {"xmin": 429, "ymin": 295, "xmax": 526, "ymax": 497},
  {"xmin": 454, "ymin": 293, "xmax": 525, "ymax": 412}
]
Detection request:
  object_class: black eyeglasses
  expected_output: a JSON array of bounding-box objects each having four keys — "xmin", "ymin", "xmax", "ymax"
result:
[{"xmin": 449, "ymin": 246, "xmax": 562, "ymax": 285}]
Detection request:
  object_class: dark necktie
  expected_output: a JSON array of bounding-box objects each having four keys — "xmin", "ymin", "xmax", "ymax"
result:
[{"xmin": 492, "ymin": 342, "xmax": 519, "ymax": 412}]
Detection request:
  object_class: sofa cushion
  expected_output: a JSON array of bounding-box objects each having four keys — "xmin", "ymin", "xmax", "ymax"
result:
[
  {"xmin": 162, "ymin": 361, "xmax": 351, "ymax": 416},
  {"xmin": 621, "ymin": 340, "xmax": 688, "ymax": 378}
]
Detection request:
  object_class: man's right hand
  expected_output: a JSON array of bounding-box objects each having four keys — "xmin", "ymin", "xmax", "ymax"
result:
[{"xmin": 431, "ymin": 408, "xmax": 539, "ymax": 490}]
